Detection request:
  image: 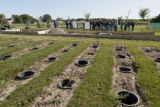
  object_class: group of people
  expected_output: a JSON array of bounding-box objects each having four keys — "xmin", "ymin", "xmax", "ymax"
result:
[
  {"xmin": 120, "ymin": 21, "xmax": 135, "ymax": 31},
  {"xmin": 65, "ymin": 20, "xmax": 75, "ymax": 29},
  {"xmin": 54, "ymin": 19, "xmax": 135, "ymax": 32},
  {"xmin": 89, "ymin": 20, "xmax": 135, "ymax": 32}
]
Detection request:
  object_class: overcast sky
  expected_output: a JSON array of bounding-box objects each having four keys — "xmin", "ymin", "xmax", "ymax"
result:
[{"xmin": 0, "ymin": 0, "xmax": 160, "ymax": 19}]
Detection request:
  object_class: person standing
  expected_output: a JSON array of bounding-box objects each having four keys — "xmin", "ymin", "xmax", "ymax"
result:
[
  {"xmin": 120, "ymin": 20, "xmax": 124, "ymax": 31},
  {"xmin": 124, "ymin": 21, "xmax": 127, "ymax": 31},
  {"xmin": 105, "ymin": 20, "xmax": 109, "ymax": 31},
  {"xmin": 109, "ymin": 20, "xmax": 113, "ymax": 31},
  {"xmin": 131, "ymin": 22, "xmax": 135, "ymax": 31},
  {"xmin": 114, "ymin": 20, "xmax": 118, "ymax": 32},
  {"xmin": 53, "ymin": 20, "xmax": 58, "ymax": 28},
  {"xmin": 65, "ymin": 20, "xmax": 69, "ymax": 29},
  {"xmin": 92, "ymin": 20, "xmax": 96, "ymax": 30},
  {"xmin": 128, "ymin": 21, "xmax": 131, "ymax": 31},
  {"xmin": 69, "ymin": 21, "xmax": 73, "ymax": 29}
]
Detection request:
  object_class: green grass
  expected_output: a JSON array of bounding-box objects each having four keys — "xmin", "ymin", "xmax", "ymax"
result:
[
  {"xmin": 0, "ymin": 41, "xmax": 69, "ymax": 87},
  {"xmin": 127, "ymin": 44, "xmax": 160, "ymax": 106},
  {"xmin": 0, "ymin": 38, "xmax": 29, "ymax": 47},
  {"xmin": 0, "ymin": 34, "xmax": 160, "ymax": 107},
  {"xmin": 68, "ymin": 43, "xmax": 117, "ymax": 107},
  {"xmin": 0, "ymin": 37, "xmax": 16, "ymax": 42},
  {"xmin": 0, "ymin": 40, "xmax": 46, "ymax": 57},
  {"xmin": 0, "ymin": 42, "xmax": 89, "ymax": 107}
]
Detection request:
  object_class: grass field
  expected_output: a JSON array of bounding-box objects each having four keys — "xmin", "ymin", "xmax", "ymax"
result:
[
  {"xmin": 11, "ymin": 23, "xmax": 160, "ymax": 36},
  {"xmin": 0, "ymin": 34, "xmax": 160, "ymax": 107}
]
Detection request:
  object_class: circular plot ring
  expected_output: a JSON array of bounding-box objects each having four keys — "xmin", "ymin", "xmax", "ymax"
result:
[
  {"xmin": 145, "ymin": 49, "xmax": 151, "ymax": 52},
  {"xmin": 117, "ymin": 91, "xmax": 139, "ymax": 106},
  {"xmin": 0, "ymin": 55, "xmax": 12, "ymax": 61},
  {"xmin": 63, "ymin": 49, "xmax": 69, "ymax": 53},
  {"xmin": 47, "ymin": 57, "xmax": 56, "ymax": 62},
  {"xmin": 119, "ymin": 67, "xmax": 132, "ymax": 73},
  {"xmin": 72, "ymin": 43, "xmax": 78, "ymax": 47},
  {"xmin": 48, "ymin": 42, "xmax": 54, "ymax": 45},
  {"xmin": 17, "ymin": 70, "xmax": 36, "ymax": 80},
  {"xmin": 117, "ymin": 54, "xmax": 126, "ymax": 59},
  {"xmin": 116, "ymin": 48, "xmax": 122, "ymax": 51},
  {"xmin": 155, "ymin": 58, "xmax": 160, "ymax": 63},
  {"xmin": 76, "ymin": 60, "xmax": 89, "ymax": 67},
  {"xmin": 57, "ymin": 79, "xmax": 75, "ymax": 89},
  {"xmin": 87, "ymin": 53, "xmax": 95, "ymax": 55},
  {"xmin": 30, "ymin": 47, "xmax": 39, "ymax": 51},
  {"xmin": 92, "ymin": 45, "xmax": 98, "ymax": 48}
]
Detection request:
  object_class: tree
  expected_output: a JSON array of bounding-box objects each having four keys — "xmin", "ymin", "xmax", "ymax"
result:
[
  {"xmin": 47, "ymin": 20, "xmax": 51, "ymax": 28},
  {"xmin": 42, "ymin": 14, "xmax": 52, "ymax": 22},
  {"xmin": 150, "ymin": 14, "xmax": 160, "ymax": 23},
  {"xmin": 84, "ymin": 12, "xmax": 91, "ymax": 21},
  {"xmin": 37, "ymin": 20, "xmax": 41, "ymax": 28},
  {"xmin": 20, "ymin": 14, "xmax": 35, "ymax": 24},
  {"xmin": 56, "ymin": 17, "xmax": 64, "ymax": 21},
  {"xmin": 12, "ymin": 15, "xmax": 23, "ymax": 23},
  {"xmin": 139, "ymin": 8, "xmax": 150, "ymax": 20},
  {"xmin": 0, "ymin": 14, "xmax": 8, "ymax": 26}
]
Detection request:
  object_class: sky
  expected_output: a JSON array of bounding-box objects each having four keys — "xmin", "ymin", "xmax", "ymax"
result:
[{"xmin": 0, "ymin": 0, "xmax": 160, "ymax": 19}]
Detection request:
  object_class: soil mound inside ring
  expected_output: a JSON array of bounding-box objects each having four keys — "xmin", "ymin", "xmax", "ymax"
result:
[
  {"xmin": 118, "ymin": 91, "xmax": 139, "ymax": 106},
  {"xmin": 57, "ymin": 79, "xmax": 75, "ymax": 89}
]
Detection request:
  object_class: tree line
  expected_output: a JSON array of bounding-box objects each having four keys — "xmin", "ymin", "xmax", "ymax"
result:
[
  {"xmin": 1, "ymin": 8, "xmax": 160, "ymax": 26},
  {"xmin": 0, "ymin": 14, "xmax": 53, "ymax": 25}
]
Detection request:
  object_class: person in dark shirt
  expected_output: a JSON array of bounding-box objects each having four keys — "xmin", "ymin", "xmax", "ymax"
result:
[
  {"xmin": 131, "ymin": 22, "xmax": 135, "ymax": 31},
  {"xmin": 92, "ymin": 20, "xmax": 96, "ymax": 30},
  {"xmin": 128, "ymin": 21, "xmax": 131, "ymax": 31},
  {"xmin": 65, "ymin": 20, "xmax": 69, "ymax": 29},
  {"xmin": 105, "ymin": 20, "xmax": 109, "ymax": 31},
  {"xmin": 124, "ymin": 21, "xmax": 128, "ymax": 31},
  {"xmin": 69, "ymin": 21, "xmax": 73, "ymax": 29},
  {"xmin": 120, "ymin": 21, "xmax": 124, "ymax": 31}
]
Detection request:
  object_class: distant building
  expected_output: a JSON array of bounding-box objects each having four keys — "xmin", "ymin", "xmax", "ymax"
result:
[{"xmin": 7, "ymin": 18, "xmax": 14, "ymax": 24}]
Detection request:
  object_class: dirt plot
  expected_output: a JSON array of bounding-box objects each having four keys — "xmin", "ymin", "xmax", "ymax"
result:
[
  {"xmin": 0, "ymin": 43, "xmax": 78, "ymax": 102},
  {"xmin": 139, "ymin": 46, "xmax": 160, "ymax": 73},
  {"xmin": 32, "ymin": 44, "xmax": 101, "ymax": 107},
  {"xmin": 113, "ymin": 45, "xmax": 148, "ymax": 107}
]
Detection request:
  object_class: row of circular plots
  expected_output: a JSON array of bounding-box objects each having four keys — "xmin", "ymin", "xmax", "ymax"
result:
[
  {"xmin": 113, "ymin": 45, "xmax": 148, "ymax": 107},
  {"xmin": 32, "ymin": 44, "xmax": 101, "ymax": 107},
  {"xmin": 2, "ymin": 41, "xmax": 157, "ymax": 106},
  {"xmin": 0, "ymin": 42, "xmax": 80, "ymax": 102},
  {"xmin": 0, "ymin": 42, "xmax": 100, "ymax": 106},
  {"xmin": 0, "ymin": 41, "xmax": 54, "ymax": 62},
  {"xmin": 14, "ymin": 43, "xmax": 80, "ymax": 80}
]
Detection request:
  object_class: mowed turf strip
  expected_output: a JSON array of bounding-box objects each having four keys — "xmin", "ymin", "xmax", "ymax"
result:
[
  {"xmin": 127, "ymin": 44, "xmax": 160, "ymax": 106},
  {"xmin": 0, "ymin": 41, "xmax": 70, "ymax": 87},
  {"xmin": 0, "ymin": 40, "xmax": 47, "ymax": 57},
  {"xmin": 0, "ymin": 37, "xmax": 15, "ymax": 42},
  {"xmin": 68, "ymin": 43, "xmax": 116, "ymax": 107},
  {"xmin": 0, "ymin": 38, "xmax": 29, "ymax": 47},
  {"xmin": 0, "ymin": 42, "xmax": 90, "ymax": 107}
]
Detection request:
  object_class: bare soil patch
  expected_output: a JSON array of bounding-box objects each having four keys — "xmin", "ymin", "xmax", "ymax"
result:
[
  {"xmin": 112, "ymin": 45, "xmax": 148, "ymax": 107},
  {"xmin": 139, "ymin": 46, "xmax": 160, "ymax": 73},
  {"xmin": 0, "ymin": 43, "xmax": 77, "ymax": 103},
  {"xmin": 32, "ymin": 44, "xmax": 101, "ymax": 107}
]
